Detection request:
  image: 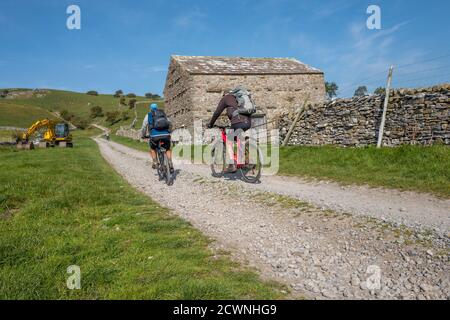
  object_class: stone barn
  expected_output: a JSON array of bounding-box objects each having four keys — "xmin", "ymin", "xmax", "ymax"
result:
[{"xmin": 163, "ymin": 55, "xmax": 325, "ymax": 130}]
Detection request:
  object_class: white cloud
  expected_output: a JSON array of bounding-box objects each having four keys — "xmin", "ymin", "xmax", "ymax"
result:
[
  {"xmin": 173, "ymin": 8, "xmax": 206, "ymax": 29},
  {"xmin": 335, "ymin": 21, "xmax": 411, "ymax": 95},
  {"xmin": 289, "ymin": 33, "xmax": 336, "ymax": 64},
  {"xmin": 129, "ymin": 65, "xmax": 167, "ymax": 75},
  {"xmin": 312, "ymin": 0, "xmax": 358, "ymax": 20},
  {"xmin": 289, "ymin": 19, "xmax": 422, "ymax": 96},
  {"xmin": 351, "ymin": 21, "xmax": 409, "ymax": 50},
  {"xmin": 143, "ymin": 65, "xmax": 166, "ymax": 73}
]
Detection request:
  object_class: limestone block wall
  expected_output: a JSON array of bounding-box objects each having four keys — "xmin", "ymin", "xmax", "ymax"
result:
[
  {"xmin": 163, "ymin": 60, "xmax": 195, "ymax": 129},
  {"xmin": 279, "ymin": 85, "xmax": 450, "ymax": 146},
  {"xmin": 164, "ymin": 72, "xmax": 325, "ymax": 130},
  {"xmin": 190, "ymin": 74, "xmax": 325, "ymax": 128}
]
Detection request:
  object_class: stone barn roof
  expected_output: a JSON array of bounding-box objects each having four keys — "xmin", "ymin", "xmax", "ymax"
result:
[{"xmin": 172, "ymin": 55, "xmax": 323, "ymax": 75}]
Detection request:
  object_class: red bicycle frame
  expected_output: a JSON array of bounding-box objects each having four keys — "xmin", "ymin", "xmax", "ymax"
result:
[{"xmin": 218, "ymin": 127, "xmax": 246, "ymax": 168}]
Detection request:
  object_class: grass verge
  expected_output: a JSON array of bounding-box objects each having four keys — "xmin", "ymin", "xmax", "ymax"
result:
[
  {"xmin": 109, "ymin": 134, "xmax": 148, "ymax": 152},
  {"xmin": 279, "ymin": 145, "xmax": 450, "ymax": 198},
  {"xmin": 0, "ymin": 133, "xmax": 284, "ymax": 299},
  {"xmin": 0, "ymin": 130, "xmax": 15, "ymax": 142}
]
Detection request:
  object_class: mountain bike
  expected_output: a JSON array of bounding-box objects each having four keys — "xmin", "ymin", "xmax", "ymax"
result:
[
  {"xmin": 210, "ymin": 125, "xmax": 262, "ymax": 183},
  {"xmin": 150, "ymin": 137, "xmax": 173, "ymax": 186}
]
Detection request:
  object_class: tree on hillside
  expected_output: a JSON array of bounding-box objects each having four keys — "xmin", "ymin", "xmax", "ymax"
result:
[
  {"xmin": 126, "ymin": 93, "xmax": 136, "ymax": 98},
  {"xmin": 128, "ymin": 98, "xmax": 137, "ymax": 110},
  {"xmin": 119, "ymin": 97, "xmax": 127, "ymax": 107},
  {"xmin": 325, "ymin": 82, "xmax": 339, "ymax": 100},
  {"xmin": 0, "ymin": 89, "xmax": 9, "ymax": 98},
  {"xmin": 145, "ymin": 92, "xmax": 162, "ymax": 99},
  {"xmin": 354, "ymin": 86, "xmax": 368, "ymax": 97},
  {"xmin": 71, "ymin": 117, "xmax": 89, "ymax": 130},
  {"xmin": 374, "ymin": 87, "xmax": 385, "ymax": 95},
  {"xmin": 90, "ymin": 106, "xmax": 104, "ymax": 118},
  {"xmin": 114, "ymin": 90, "xmax": 123, "ymax": 98},
  {"xmin": 86, "ymin": 90, "xmax": 99, "ymax": 96},
  {"xmin": 121, "ymin": 111, "xmax": 130, "ymax": 121},
  {"xmin": 105, "ymin": 111, "xmax": 121, "ymax": 125},
  {"xmin": 60, "ymin": 109, "xmax": 73, "ymax": 121}
]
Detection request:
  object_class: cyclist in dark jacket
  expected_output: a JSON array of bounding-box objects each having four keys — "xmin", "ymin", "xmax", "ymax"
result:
[
  {"xmin": 207, "ymin": 87, "xmax": 252, "ymax": 173},
  {"xmin": 207, "ymin": 89, "xmax": 252, "ymax": 131}
]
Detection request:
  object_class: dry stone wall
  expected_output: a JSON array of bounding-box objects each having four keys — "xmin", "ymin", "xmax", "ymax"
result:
[
  {"xmin": 116, "ymin": 126, "xmax": 141, "ymax": 140},
  {"xmin": 1, "ymin": 89, "xmax": 49, "ymax": 99},
  {"xmin": 279, "ymin": 84, "xmax": 450, "ymax": 146}
]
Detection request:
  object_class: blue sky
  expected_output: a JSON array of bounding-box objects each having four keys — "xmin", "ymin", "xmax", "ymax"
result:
[{"xmin": 1, "ymin": 0, "xmax": 449, "ymax": 97}]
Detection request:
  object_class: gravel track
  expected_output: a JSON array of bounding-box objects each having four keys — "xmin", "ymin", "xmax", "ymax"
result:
[
  {"xmin": 95, "ymin": 138, "xmax": 449, "ymax": 300},
  {"xmin": 169, "ymin": 162, "xmax": 450, "ymax": 236}
]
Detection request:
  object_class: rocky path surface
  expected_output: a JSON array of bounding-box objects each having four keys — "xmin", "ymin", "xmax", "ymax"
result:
[
  {"xmin": 167, "ymin": 163, "xmax": 450, "ymax": 237},
  {"xmin": 91, "ymin": 123, "xmax": 110, "ymax": 133},
  {"xmin": 95, "ymin": 138, "xmax": 449, "ymax": 300}
]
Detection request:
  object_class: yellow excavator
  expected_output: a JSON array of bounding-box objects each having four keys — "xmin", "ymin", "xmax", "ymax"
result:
[{"xmin": 17, "ymin": 119, "xmax": 73, "ymax": 150}]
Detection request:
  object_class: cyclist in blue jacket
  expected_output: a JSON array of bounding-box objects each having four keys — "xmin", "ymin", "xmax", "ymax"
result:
[{"xmin": 141, "ymin": 103, "xmax": 174, "ymax": 173}]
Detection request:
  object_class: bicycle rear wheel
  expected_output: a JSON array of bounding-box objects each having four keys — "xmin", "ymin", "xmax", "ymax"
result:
[
  {"xmin": 240, "ymin": 142, "xmax": 262, "ymax": 183},
  {"xmin": 211, "ymin": 142, "xmax": 226, "ymax": 178},
  {"xmin": 163, "ymin": 153, "xmax": 173, "ymax": 186},
  {"xmin": 157, "ymin": 150, "xmax": 165, "ymax": 181}
]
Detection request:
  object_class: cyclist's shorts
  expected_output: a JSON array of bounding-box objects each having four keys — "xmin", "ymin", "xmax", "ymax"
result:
[
  {"xmin": 150, "ymin": 135, "xmax": 171, "ymax": 151},
  {"xmin": 231, "ymin": 121, "xmax": 251, "ymax": 132}
]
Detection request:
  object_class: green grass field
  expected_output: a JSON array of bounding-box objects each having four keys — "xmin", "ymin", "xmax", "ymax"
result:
[
  {"xmin": 109, "ymin": 135, "xmax": 450, "ymax": 198},
  {"xmin": 0, "ymin": 131, "xmax": 284, "ymax": 299},
  {"xmin": 109, "ymin": 134, "xmax": 149, "ymax": 152}
]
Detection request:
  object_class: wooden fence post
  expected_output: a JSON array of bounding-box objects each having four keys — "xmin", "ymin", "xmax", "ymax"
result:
[
  {"xmin": 377, "ymin": 66, "xmax": 394, "ymax": 148},
  {"xmin": 282, "ymin": 95, "xmax": 310, "ymax": 147}
]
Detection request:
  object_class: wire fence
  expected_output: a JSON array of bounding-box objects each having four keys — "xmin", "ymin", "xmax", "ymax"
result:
[{"xmin": 337, "ymin": 53, "xmax": 450, "ymax": 97}]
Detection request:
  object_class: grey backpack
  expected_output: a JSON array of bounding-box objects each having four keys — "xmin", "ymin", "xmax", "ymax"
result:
[{"xmin": 230, "ymin": 86, "xmax": 257, "ymax": 116}]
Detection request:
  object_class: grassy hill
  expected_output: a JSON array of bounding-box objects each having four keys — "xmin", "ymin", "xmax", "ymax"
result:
[
  {"xmin": 0, "ymin": 102, "xmax": 57, "ymax": 128},
  {"xmin": 0, "ymin": 89, "xmax": 163, "ymax": 130}
]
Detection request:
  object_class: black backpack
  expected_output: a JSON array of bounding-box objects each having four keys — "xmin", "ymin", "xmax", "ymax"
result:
[{"xmin": 149, "ymin": 110, "xmax": 170, "ymax": 130}]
